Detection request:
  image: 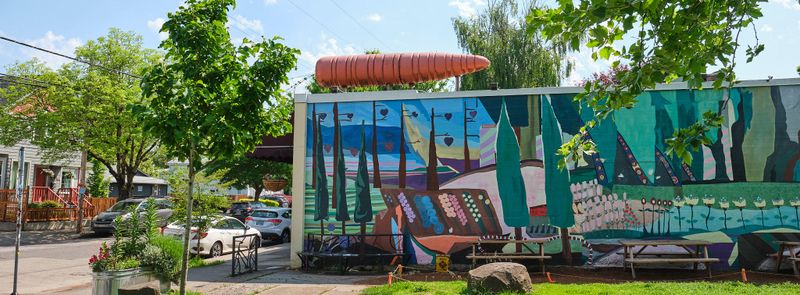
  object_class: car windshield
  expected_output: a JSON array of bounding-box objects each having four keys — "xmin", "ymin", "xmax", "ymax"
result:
[
  {"xmin": 108, "ymin": 201, "xmax": 141, "ymax": 212},
  {"xmin": 251, "ymin": 211, "xmax": 278, "ymax": 218}
]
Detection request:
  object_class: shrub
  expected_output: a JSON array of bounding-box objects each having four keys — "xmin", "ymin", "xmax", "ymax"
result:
[
  {"xmin": 29, "ymin": 200, "xmax": 62, "ymax": 209},
  {"xmin": 141, "ymin": 235, "xmax": 183, "ymax": 282}
]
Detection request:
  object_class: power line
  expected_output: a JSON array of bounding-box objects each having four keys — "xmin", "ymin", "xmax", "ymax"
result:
[
  {"xmin": 0, "ymin": 36, "xmax": 142, "ymax": 79},
  {"xmin": 0, "ymin": 73, "xmax": 66, "ymax": 89},
  {"xmin": 327, "ymin": 0, "xmax": 394, "ymax": 52},
  {"xmin": 0, "ymin": 77, "xmax": 49, "ymax": 89},
  {"xmin": 286, "ymin": 0, "xmax": 354, "ymax": 46}
]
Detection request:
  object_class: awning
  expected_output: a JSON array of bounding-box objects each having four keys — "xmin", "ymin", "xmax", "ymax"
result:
[{"xmin": 247, "ymin": 115, "xmax": 294, "ymax": 164}]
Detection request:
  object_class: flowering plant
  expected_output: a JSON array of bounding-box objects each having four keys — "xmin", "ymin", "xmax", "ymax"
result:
[{"xmin": 89, "ymin": 242, "xmax": 112, "ymax": 272}]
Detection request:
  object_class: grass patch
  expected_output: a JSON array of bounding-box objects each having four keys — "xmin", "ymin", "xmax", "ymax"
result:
[
  {"xmin": 189, "ymin": 256, "xmax": 224, "ymax": 268},
  {"xmin": 362, "ymin": 281, "xmax": 800, "ymax": 295}
]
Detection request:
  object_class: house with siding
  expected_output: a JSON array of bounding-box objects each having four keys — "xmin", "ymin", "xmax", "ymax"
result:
[{"xmin": 108, "ymin": 171, "xmax": 169, "ymax": 198}]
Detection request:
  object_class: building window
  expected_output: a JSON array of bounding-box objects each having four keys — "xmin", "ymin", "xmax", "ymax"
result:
[{"xmin": 137, "ymin": 185, "xmax": 143, "ymax": 192}]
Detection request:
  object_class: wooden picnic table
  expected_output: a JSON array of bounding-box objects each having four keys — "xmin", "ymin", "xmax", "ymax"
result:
[
  {"xmin": 467, "ymin": 237, "xmax": 553, "ymax": 274},
  {"xmin": 773, "ymin": 241, "xmax": 800, "ymax": 277},
  {"xmin": 619, "ymin": 239, "xmax": 719, "ymax": 279}
]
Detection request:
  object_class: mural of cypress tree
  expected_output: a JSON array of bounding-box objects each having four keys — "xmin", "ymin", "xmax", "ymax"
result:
[
  {"xmin": 495, "ymin": 99, "xmax": 529, "ymax": 251},
  {"xmin": 354, "ymin": 121, "xmax": 374, "ymax": 235},
  {"xmin": 334, "ymin": 104, "xmax": 350, "ymax": 234},
  {"xmin": 332, "ymin": 103, "xmax": 340, "ymax": 209},
  {"xmin": 372, "ymin": 101, "xmax": 382, "ymax": 188},
  {"xmin": 313, "ymin": 112, "xmax": 329, "ymax": 234},
  {"xmin": 427, "ymin": 108, "xmax": 440, "ymax": 191},
  {"xmin": 541, "ymin": 96, "xmax": 575, "ymax": 263},
  {"xmin": 312, "ymin": 105, "xmax": 317, "ymax": 188}
]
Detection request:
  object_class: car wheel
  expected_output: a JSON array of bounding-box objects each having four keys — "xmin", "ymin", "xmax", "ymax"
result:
[
  {"xmin": 210, "ymin": 242, "xmax": 223, "ymax": 257},
  {"xmin": 281, "ymin": 230, "xmax": 290, "ymax": 243}
]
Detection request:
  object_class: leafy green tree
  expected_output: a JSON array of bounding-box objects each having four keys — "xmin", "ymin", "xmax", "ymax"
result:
[
  {"xmin": 167, "ymin": 166, "xmax": 230, "ymax": 258},
  {"xmin": 134, "ymin": 0, "xmax": 298, "ymax": 293},
  {"xmin": 528, "ymin": 0, "xmax": 767, "ymax": 167},
  {"xmin": 87, "ymin": 158, "xmax": 110, "ymax": 198},
  {"xmin": 205, "ymin": 155, "xmax": 291, "ymax": 200},
  {"xmin": 452, "ymin": 0, "xmax": 571, "ymax": 90},
  {"xmin": 0, "ymin": 29, "xmax": 162, "ymax": 200}
]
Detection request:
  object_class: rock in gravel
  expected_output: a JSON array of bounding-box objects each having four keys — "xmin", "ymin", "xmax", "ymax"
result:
[{"xmin": 467, "ymin": 262, "xmax": 532, "ymax": 293}]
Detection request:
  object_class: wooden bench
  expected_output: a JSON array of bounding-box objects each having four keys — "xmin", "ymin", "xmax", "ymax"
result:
[
  {"xmin": 469, "ymin": 237, "xmax": 554, "ymax": 274},
  {"xmin": 620, "ymin": 239, "xmax": 719, "ymax": 279}
]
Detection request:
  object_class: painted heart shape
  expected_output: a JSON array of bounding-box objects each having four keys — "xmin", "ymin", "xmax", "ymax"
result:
[
  {"xmin": 384, "ymin": 142, "xmax": 394, "ymax": 151},
  {"xmin": 443, "ymin": 137, "xmax": 454, "ymax": 146},
  {"xmin": 349, "ymin": 148, "xmax": 358, "ymax": 157},
  {"xmin": 324, "ymin": 144, "xmax": 332, "ymax": 153},
  {"xmin": 380, "ymin": 109, "xmax": 389, "ymax": 116},
  {"xmin": 469, "ymin": 110, "xmax": 478, "ymax": 118},
  {"xmin": 318, "ymin": 113, "xmax": 327, "ymax": 120},
  {"xmin": 444, "ymin": 113, "xmax": 452, "ymax": 120}
]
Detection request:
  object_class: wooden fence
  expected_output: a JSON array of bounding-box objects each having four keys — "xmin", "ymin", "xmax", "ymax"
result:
[{"xmin": 0, "ymin": 191, "xmax": 117, "ymax": 223}]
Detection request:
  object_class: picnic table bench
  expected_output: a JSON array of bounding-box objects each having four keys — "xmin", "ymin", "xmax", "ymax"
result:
[
  {"xmin": 467, "ymin": 237, "xmax": 553, "ymax": 274},
  {"xmin": 619, "ymin": 239, "xmax": 719, "ymax": 279},
  {"xmin": 772, "ymin": 240, "xmax": 800, "ymax": 277},
  {"xmin": 297, "ymin": 233, "xmax": 408, "ymax": 273}
]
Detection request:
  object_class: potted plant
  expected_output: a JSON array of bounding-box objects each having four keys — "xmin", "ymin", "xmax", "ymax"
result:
[
  {"xmin": 263, "ymin": 173, "xmax": 288, "ymax": 192},
  {"xmin": 90, "ymin": 198, "xmax": 179, "ymax": 295}
]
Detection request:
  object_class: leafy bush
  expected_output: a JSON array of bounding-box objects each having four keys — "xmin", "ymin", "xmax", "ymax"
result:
[
  {"xmin": 141, "ymin": 235, "xmax": 183, "ymax": 282},
  {"xmin": 29, "ymin": 200, "xmax": 63, "ymax": 209}
]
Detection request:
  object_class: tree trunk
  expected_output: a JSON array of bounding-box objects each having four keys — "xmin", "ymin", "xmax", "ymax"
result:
[
  {"xmin": 179, "ymin": 149, "xmax": 195, "ymax": 295},
  {"xmin": 118, "ymin": 179, "xmax": 131, "ymax": 200},
  {"xmin": 254, "ymin": 187, "xmax": 263, "ymax": 201},
  {"xmin": 560, "ymin": 228, "xmax": 572, "ymax": 265}
]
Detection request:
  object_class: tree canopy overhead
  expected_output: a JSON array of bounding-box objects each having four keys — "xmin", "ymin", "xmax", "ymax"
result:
[
  {"xmin": 453, "ymin": 0, "xmax": 572, "ymax": 90},
  {"xmin": 528, "ymin": 0, "xmax": 770, "ymax": 168}
]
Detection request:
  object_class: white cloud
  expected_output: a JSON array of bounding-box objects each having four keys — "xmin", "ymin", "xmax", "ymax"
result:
[
  {"xmin": 563, "ymin": 45, "xmax": 614, "ymax": 86},
  {"xmin": 147, "ymin": 18, "xmax": 168, "ymax": 40},
  {"xmin": 367, "ymin": 13, "xmax": 382, "ymax": 22},
  {"xmin": 229, "ymin": 14, "xmax": 264, "ymax": 35},
  {"xmin": 759, "ymin": 24, "xmax": 774, "ymax": 33},
  {"xmin": 298, "ymin": 32, "xmax": 359, "ymax": 68},
  {"xmin": 24, "ymin": 31, "xmax": 82, "ymax": 68},
  {"xmin": 770, "ymin": 0, "xmax": 800, "ymax": 10},
  {"xmin": 449, "ymin": 0, "xmax": 487, "ymax": 18},
  {"xmin": 263, "ymin": 0, "xmax": 277, "ymax": 5}
]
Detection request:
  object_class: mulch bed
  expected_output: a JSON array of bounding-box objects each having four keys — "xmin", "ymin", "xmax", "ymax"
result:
[{"xmin": 354, "ymin": 266, "xmax": 800, "ymax": 285}]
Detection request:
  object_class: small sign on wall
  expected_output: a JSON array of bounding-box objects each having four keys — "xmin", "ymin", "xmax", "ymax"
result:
[{"xmin": 435, "ymin": 255, "xmax": 450, "ymax": 272}]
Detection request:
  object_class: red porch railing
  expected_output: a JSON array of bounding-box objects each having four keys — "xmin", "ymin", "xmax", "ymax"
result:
[
  {"xmin": 31, "ymin": 186, "xmax": 69, "ymax": 206},
  {"xmin": 57, "ymin": 188, "xmax": 94, "ymax": 208}
]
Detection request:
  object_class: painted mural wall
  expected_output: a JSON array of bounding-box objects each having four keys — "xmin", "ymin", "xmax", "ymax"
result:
[{"xmin": 303, "ymin": 84, "xmax": 800, "ymax": 269}]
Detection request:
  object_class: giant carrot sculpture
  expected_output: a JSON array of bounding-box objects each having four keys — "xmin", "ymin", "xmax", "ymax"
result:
[{"xmin": 315, "ymin": 52, "xmax": 490, "ymax": 87}]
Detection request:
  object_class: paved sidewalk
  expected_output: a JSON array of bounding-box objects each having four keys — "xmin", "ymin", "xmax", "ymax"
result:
[
  {"xmin": 0, "ymin": 228, "xmax": 104, "ymax": 247},
  {"xmin": 186, "ymin": 243, "xmax": 382, "ymax": 295}
]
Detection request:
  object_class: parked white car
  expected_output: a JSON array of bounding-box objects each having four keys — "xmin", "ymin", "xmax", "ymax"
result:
[
  {"xmin": 244, "ymin": 208, "xmax": 291, "ymax": 243},
  {"xmin": 163, "ymin": 216, "xmax": 261, "ymax": 257}
]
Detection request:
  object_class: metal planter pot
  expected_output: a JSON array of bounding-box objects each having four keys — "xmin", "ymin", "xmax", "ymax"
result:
[{"xmin": 92, "ymin": 268, "xmax": 170, "ymax": 295}]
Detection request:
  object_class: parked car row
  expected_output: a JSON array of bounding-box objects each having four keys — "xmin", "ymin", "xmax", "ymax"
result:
[{"xmin": 91, "ymin": 196, "xmax": 292, "ymax": 257}]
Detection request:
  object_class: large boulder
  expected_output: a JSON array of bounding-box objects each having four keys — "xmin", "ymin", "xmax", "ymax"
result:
[{"xmin": 467, "ymin": 262, "xmax": 532, "ymax": 293}]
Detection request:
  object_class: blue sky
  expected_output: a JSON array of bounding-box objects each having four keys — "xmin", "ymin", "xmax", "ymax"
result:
[{"xmin": 1, "ymin": 0, "xmax": 799, "ymax": 92}]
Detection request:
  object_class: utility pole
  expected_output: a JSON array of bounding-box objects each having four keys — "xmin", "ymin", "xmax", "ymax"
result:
[
  {"xmin": 76, "ymin": 150, "xmax": 87, "ymax": 234},
  {"xmin": 12, "ymin": 147, "xmax": 25, "ymax": 295}
]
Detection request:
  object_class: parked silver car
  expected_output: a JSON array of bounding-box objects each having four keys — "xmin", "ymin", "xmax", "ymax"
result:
[
  {"xmin": 244, "ymin": 208, "xmax": 291, "ymax": 243},
  {"xmin": 91, "ymin": 198, "xmax": 173, "ymax": 234}
]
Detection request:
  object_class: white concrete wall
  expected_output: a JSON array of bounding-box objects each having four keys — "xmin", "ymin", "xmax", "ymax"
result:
[{"xmin": 289, "ymin": 102, "xmax": 307, "ymax": 269}]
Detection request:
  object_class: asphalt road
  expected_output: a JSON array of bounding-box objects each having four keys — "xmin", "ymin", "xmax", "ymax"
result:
[{"xmin": 0, "ymin": 232, "xmax": 111, "ymax": 294}]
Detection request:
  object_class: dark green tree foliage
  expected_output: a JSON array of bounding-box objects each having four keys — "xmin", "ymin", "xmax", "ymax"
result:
[
  {"xmin": 452, "ymin": 0, "xmax": 571, "ymax": 90},
  {"xmin": 528, "ymin": 0, "xmax": 766, "ymax": 167},
  {"xmin": 354, "ymin": 122, "xmax": 373, "ymax": 224},
  {"xmin": 334, "ymin": 109, "xmax": 349, "ymax": 224},
  {"xmin": 87, "ymin": 158, "xmax": 110, "ymax": 198},
  {"xmin": 134, "ymin": 1, "xmax": 298, "ymax": 293},
  {"xmin": 205, "ymin": 155, "xmax": 291, "ymax": 200}
]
